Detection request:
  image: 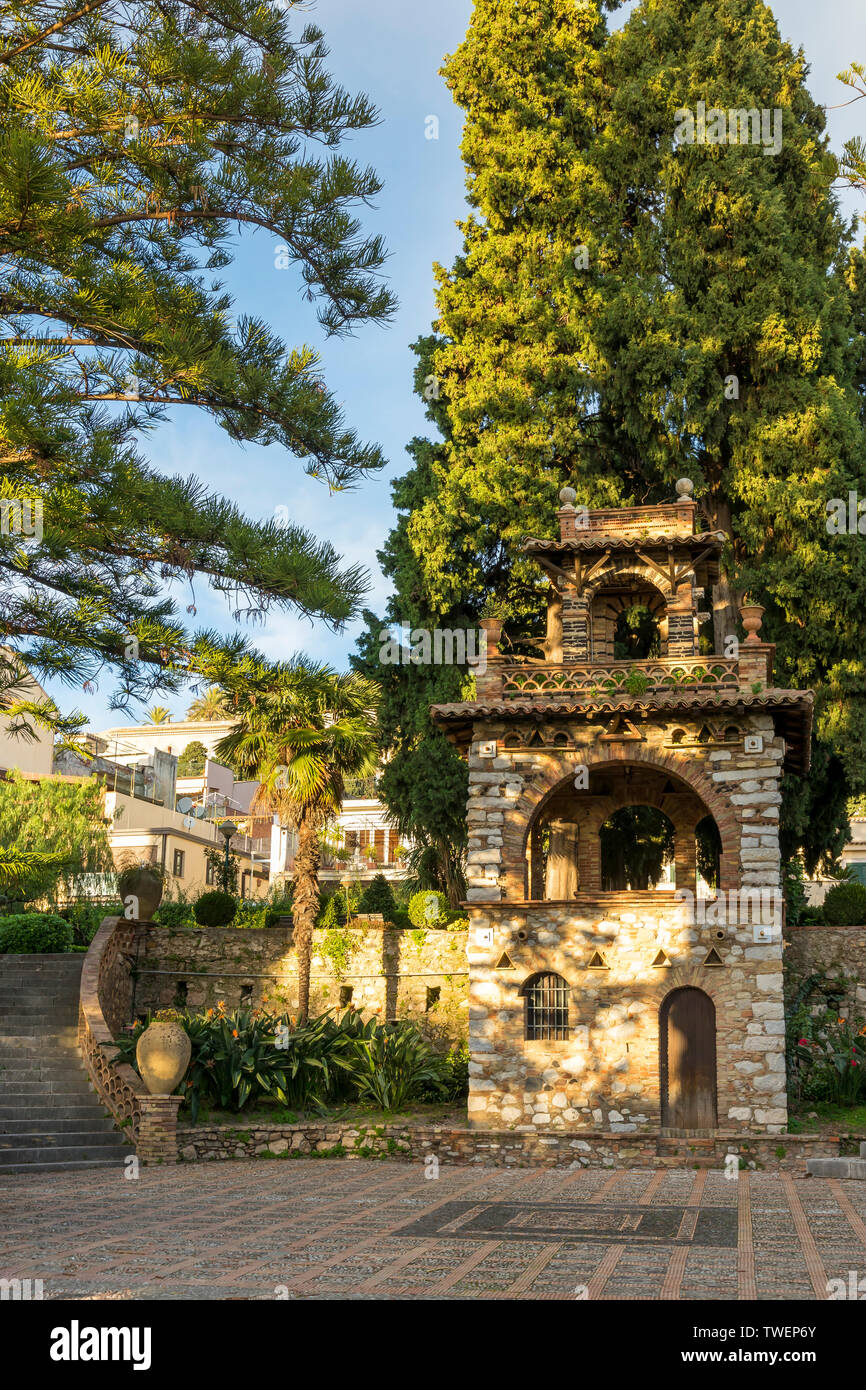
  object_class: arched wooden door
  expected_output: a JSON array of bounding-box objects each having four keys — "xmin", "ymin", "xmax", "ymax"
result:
[{"xmin": 660, "ymin": 988, "xmax": 717, "ymax": 1130}]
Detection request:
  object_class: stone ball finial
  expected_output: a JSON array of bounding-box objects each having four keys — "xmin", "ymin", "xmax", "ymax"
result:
[
  {"xmin": 674, "ymin": 477, "xmax": 694, "ymax": 503},
  {"xmin": 559, "ymin": 486, "xmax": 577, "ymax": 507}
]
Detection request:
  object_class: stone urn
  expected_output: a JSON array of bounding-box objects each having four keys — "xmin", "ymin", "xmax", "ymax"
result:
[
  {"xmin": 739, "ymin": 600, "xmax": 765, "ymax": 644},
  {"xmin": 136, "ymin": 1020, "xmax": 191, "ymax": 1095}
]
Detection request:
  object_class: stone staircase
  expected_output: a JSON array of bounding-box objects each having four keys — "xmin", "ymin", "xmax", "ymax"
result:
[{"xmin": 0, "ymin": 955, "xmax": 128, "ymax": 1174}]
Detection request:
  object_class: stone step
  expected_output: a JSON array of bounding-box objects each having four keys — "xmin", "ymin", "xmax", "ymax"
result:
[
  {"xmin": 0, "ymin": 1091, "xmax": 100, "ymax": 1112},
  {"xmin": 0, "ymin": 1129, "xmax": 126, "ymax": 1150},
  {"xmin": 0, "ymin": 1142, "xmax": 129, "ymax": 1166},
  {"xmin": 0, "ymin": 1102, "xmax": 111, "ymax": 1121},
  {"xmin": 806, "ymin": 1157, "xmax": 866, "ymax": 1179},
  {"xmin": 0, "ymin": 1068, "xmax": 92, "ymax": 1086},
  {"xmin": 0, "ymin": 1158, "xmax": 125, "ymax": 1175},
  {"xmin": 0, "ymin": 1114, "xmax": 118, "ymax": 1134},
  {"xmin": 0, "ymin": 1079, "xmax": 97, "ymax": 1095}
]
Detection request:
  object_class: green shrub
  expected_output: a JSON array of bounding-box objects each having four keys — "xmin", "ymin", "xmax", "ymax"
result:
[
  {"xmin": 408, "ymin": 890, "xmax": 449, "ymax": 929},
  {"xmin": 193, "ymin": 891, "xmax": 237, "ymax": 927},
  {"xmin": 794, "ymin": 1008, "xmax": 866, "ymax": 1105},
  {"xmin": 0, "ymin": 912, "xmax": 74, "ymax": 953},
  {"xmin": 60, "ymin": 902, "xmax": 123, "ymax": 946},
  {"xmin": 822, "ymin": 882, "xmax": 866, "ymax": 926},
  {"xmin": 357, "ymin": 873, "xmax": 397, "ymax": 921},
  {"xmin": 338, "ymin": 1018, "xmax": 445, "ymax": 1110},
  {"xmin": 154, "ymin": 900, "xmax": 195, "ymax": 928}
]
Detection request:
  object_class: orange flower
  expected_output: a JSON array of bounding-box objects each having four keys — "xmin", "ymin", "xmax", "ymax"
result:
[{"xmin": 232, "ymin": 1028, "xmax": 239, "ymax": 1038}]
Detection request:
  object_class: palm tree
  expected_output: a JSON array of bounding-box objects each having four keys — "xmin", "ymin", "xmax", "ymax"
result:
[
  {"xmin": 186, "ymin": 686, "xmax": 230, "ymax": 721},
  {"xmin": 144, "ymin": 705, "xmax": 171, "ymax": 724},
  {"xmin": 215, "ymin": 658, "xmax": 378, "ymax": 1022}
]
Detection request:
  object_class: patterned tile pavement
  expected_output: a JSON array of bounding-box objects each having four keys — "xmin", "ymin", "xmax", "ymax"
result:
[{"xmin": 1, "ymin": 1160, "xmax": 865, "ymax": 1300}]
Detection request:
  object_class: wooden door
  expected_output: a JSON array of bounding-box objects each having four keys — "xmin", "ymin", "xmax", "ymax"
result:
[{"xmin": 660, "ymin": 988, "xmax": 717, "ymax": 1129}]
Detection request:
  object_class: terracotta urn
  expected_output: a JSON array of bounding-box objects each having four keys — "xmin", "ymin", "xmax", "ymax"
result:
[
  {"xmin": 136, "ymin": 1020, "xmax": 191, "ymax": 1095},
  {"xmin": 739, "ymin": 601, "xmax": 765, "ymax": 645},
  {"xmin": 117, "ymin": 865, "xmax": 164, "ymax": 922}
]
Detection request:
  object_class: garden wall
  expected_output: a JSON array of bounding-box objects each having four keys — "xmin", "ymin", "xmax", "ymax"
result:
[
  {"xmin": 784, "ymin": 924, "xmax": 866, "ymax": 1018},
  {"xmin": 130, "ymin": 922, "xmax": 469, "ymax": 1040},
  {"xmin": 178, "ymin": 1120, "xmax": 843, "ymax": 1172}
]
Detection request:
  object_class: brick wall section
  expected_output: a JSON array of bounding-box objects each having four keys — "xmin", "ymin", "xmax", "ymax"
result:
[
  {"xmin": 178, "ymin": 1121, "xmax": 840, "ymax": 1172},
  {"xmin": 132, "ymin": 924, "xmax": 468, "ymax": 1031},
  {"xmin": 785, "ymin": 925, "xmax": 866, "ymax": 1018}
]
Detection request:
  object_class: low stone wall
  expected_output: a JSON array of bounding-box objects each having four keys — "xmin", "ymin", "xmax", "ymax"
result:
[
  {"xmin": 131, "ymin": 923, "xmax": 469, "ymax": 1039},
  {"xmin": 784, "ymin": 924, "xmax": 866, "ymax": 1018},
  {"xmin": 78, "ymin": 916, "xmax": 181, "ymax": 1162},
  {"xmin": 178, "ymin": 1121, "xmax": 842, "ymax": 1172}
]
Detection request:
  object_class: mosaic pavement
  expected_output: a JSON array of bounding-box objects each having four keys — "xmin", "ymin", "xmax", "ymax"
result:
[{"xmin": 1, "ymin": 1160, "xmax": 865, "ymax": 1300}]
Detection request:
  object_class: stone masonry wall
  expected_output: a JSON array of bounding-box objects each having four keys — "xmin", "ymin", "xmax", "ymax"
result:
[
  {"xmin": 784, "ymin": 925, "xmax": 866, "ymax": 1020},
  {"xmin": 130, "ymin": 924, "xmax": 468, "ymax": 1039},
  {"xmin": 463, "ymin": 711, "xmax": 789, "ymax": 1135}
]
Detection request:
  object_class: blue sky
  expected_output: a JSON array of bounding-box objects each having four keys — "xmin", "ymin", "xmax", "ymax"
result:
[{"xmin": 53, "ymin": 0, "xmax": 866, "ymax": 732}]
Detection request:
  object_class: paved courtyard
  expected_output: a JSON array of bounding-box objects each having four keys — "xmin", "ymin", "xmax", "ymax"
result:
[{"xmin": 1, "ymin": 1160, "xmax": 865, "ymax": 1300}]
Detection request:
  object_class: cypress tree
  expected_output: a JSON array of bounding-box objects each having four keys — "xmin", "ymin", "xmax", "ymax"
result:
[{"xmin": 377, "ymin": 0, "xmax": 866, "ymax": 869}]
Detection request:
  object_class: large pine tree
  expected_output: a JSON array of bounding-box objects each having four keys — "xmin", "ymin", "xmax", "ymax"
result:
[{"xmin": 0, "ymin": 0, "xmax": 394, "ymax": 720}]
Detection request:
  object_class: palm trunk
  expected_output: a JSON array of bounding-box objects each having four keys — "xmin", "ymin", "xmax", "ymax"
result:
[{"xmin": 292, "ymin": 811, "xmax": 320, "ymax": 1024}]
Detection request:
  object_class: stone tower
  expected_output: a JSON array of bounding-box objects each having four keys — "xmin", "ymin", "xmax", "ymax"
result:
[{"xmin": 432, "ymin": 484, "xmax": 813, "ymax": 1137}]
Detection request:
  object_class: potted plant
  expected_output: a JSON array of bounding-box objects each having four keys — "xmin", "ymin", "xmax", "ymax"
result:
[
  {"xmin": 116, "ymin": 855, "xmax": 167, "ymax": 922},
  {"xmin": 135, "ymin": 1008, "xmax": 192, "ymax": 1095}
]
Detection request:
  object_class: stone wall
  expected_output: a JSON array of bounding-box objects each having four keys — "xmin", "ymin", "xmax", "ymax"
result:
[
  {"xmin": 178, "ymin": 1120, "xmax": 841, "ymax": 1172},
  {"xmin": 463, "ymin": 712, "xmax": 790, "ymax": 1135},
  {"xmin": 131, "ymin": 923, "xmax": 468, "ymax": 1039}
]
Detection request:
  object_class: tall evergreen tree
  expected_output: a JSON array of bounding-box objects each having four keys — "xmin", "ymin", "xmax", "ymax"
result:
[
  {"xmin": 0, "ymin": 0, "xmax": 394, "ymax": 723},
  {"xmin": 374, "ymin": 0, "xmax": 866, "ymax": 871}
]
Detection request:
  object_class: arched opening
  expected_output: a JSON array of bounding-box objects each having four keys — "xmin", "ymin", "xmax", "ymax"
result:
[
  {"xmin": 660, "ymin": 987, "xmax": 717, "ymax": 1130},
  {"xmin": 600, "ymin": 806, "xmax": 675, "ymax": 891},
  {"xmin": 525, "ymin": 761, "xmax": 721, "ymax": 901},
  {"xmin": 613, "ymin": 603, "xmax": 661, "ymax": 660},
  {"xmin": 696, "ymin": 814, "xmax": 721, "ymax": 893},
  {"xmin": 589, "ymin": 581, "xmax": 667, "ymax": 661}
]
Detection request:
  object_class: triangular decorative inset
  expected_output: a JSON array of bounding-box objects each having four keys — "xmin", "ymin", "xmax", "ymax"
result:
[
  {"xmin": 702, "ymin": 947, "xmax": 725, "ymax": 967},
  {"xmin": 527, "ymin": 729, "xmax": 545, "ymax": 747},
  {"xmin": 651, "ymin": 949, "xmax": 671, "ymax": 968},
  {"xmin": 494, "ymin": 951, "xmax": 516, "ymax": 971},
  {"xmin": 599, "ymin": 714, "xmax": 644, "ymax": 743},
  {"xmin": 587, "ymin": 950, "xmax": 609, "ymax": 970}
]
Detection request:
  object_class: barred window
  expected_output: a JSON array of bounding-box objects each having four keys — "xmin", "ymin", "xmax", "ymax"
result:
[{"xmin": 522, "ymin": 972, "xmax": 570, "ymax": 1041}]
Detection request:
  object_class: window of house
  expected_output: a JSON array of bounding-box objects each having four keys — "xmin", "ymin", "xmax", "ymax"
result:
[
  {"xmin": 172, "ymin": 849, "xmax": 185, "ymax": 878},
  {"xmin": 522, "ymin": 972, "xmax": 570, "ymax": 1041}
]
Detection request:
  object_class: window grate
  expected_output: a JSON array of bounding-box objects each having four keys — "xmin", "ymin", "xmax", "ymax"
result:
[{"xmin": 523, "ymin": 972, "xmax": 570, "ymax": 1041}]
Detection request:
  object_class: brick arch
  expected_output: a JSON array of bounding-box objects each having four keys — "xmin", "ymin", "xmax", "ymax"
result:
[
  {"xmin": 585, "ymin": 565, "xmax": 672, "ymax": 662},
  {"xmin": 584, "ymin": 561, "xmax": 674, "ymax": 602},
  {"xmin": 509, "ymin": 744, "xmax": 738, "ymax": 898}
]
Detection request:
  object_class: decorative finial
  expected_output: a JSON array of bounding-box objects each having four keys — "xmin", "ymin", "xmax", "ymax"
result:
[
  {"xmin": 674, "ymin": 477, "xmax": 694, "ymax": 503},
  {"xmin": 559, "ymin": 486, "xmax": 577, "ymax": 507}
]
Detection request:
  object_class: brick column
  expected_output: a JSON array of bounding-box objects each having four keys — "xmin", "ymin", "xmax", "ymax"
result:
[{"xmin": 136, "ymin": 1095, "xmax": 183, "ymax": 1163}]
